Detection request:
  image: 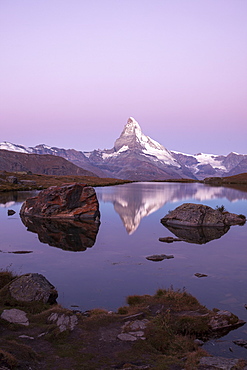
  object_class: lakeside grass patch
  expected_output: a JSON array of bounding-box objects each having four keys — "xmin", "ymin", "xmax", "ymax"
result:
[
  {"xmin": 0, "ymin": 171, "xmax": 132, "ymax": 192},
  {"xmin": 0, "ymin": 272, "xmax": 246, "ymax": 369}
]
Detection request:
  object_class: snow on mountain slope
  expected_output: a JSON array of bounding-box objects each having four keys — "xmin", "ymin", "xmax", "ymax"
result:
[
  {"xmin": 1, "ymin": 117, "xmax": 247, "ymax": 180},
  {"xmin": 112, "ymin": 117, "xmax": 180, "ymax": 167},
  {"xmin": 193, "ymin": 153, "xmax": 227, "ymax": 173},
  {"xmin": 171, "ymin": 150, "xmax": 227, "ymax": 176},
  {"xmin": 0, "ymin": 141, "xmax": 30, "ymax": 153}
]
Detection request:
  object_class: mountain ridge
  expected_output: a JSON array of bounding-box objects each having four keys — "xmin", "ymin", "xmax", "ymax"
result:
[
  {"xmin": 1, "ymin": 117, "xmax": 246, "ymax": 180},
  {"xmin": 0, "ymin": 149, "xmax": 97, "ymax": 177}
]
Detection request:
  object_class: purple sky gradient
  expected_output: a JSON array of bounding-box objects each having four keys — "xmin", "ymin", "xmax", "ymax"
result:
[{"xmin": 1, "ymin": 0, "xmax": 247, "ymax": 155}]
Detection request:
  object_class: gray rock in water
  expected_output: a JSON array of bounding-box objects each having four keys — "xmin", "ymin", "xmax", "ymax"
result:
[
  {"xmin": 161, "ymin": 203, "xmax": 246, "ymax": 227},
  {"xmin": 209, "ymin": 310, "xmax": 245, "ymax": 331},
  {"xmin": 7, "ymin": 273, "xmax": 58, "ymax": 304},
  {"xmin": 1, "ymin": 308, "xmax": 29, "ymax": 326}
]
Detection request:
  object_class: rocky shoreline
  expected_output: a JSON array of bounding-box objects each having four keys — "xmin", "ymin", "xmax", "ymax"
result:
[{"xmin": 0, "ymin": 271, "xmax": 247, "ymax": 369}]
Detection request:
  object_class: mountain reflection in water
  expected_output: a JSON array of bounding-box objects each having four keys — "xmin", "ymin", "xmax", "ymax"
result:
[
  {"xmin": 97, "ymin": 182, "xmax": 247, "ymax": 234},
  {"xmin": 20, "ymin": 216, "xmax": 100, "ymax": 251}
]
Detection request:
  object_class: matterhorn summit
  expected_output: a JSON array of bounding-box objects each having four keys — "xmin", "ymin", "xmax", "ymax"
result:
[
  {"xmin": 119, "ymin": 117, "xmax": 142, "ymax": 138},
  {"xmin": 114, "ymin": 117, "xmax": 178, "ymax": 165},
  {"xmin": 85, "ymin": 116, "xmax": 191, "ymax": 180},
  {"xmin": 114, "ymin": 117, "xmax": 145, "ymax": 151}
]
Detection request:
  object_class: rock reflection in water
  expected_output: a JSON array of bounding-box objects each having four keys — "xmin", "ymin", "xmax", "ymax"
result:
[
  {"xmin": 20, "ymin": 216, "xmax": 100, "ymax": 251},
  {"xmin": 97, "ymin": 182, "xmax": 247, "ymax": 235},
  {"xmin": 162, "ymin": 224, "xmax": 230, "ymax": 244}
]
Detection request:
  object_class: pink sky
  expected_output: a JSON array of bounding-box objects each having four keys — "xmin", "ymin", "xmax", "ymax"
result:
[{"xmin": 0, "ymin": 0, "xmax": 247, "ymax": 155}]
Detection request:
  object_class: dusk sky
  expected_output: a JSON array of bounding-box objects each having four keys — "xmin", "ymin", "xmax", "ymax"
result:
[{"xmin": 1, "ymin": 0, "xmax": 246, "ymax": 155}]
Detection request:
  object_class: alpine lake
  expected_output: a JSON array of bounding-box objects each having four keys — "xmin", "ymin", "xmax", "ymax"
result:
[{"xmin": 0, "ymin": 181, "xmax": 247, "ymax": 359}]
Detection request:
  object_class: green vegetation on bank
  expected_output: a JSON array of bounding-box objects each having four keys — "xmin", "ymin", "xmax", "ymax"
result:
[
  {"xmin": 0, "ymin": 270, "xmax": 246, "ymax": 369},
  {"xmin": 1, "ymin": 171, "xmax": 247, "ymax": 193},
  {"xmin": 0, "ymin": 171, "xmax": 132, "ymax": 192},
  {"xmin": 204, "ymin": 173, "xmax": 247, "ymax": 185}
]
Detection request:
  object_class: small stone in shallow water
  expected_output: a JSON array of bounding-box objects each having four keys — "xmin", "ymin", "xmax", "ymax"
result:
[
  {"xmin": 146, "ymin": 254, "xmax": 174, "ymax": 262},
  {"xmin": 194, "ymin": 273, "xmax": 208, "ymax": 278}
]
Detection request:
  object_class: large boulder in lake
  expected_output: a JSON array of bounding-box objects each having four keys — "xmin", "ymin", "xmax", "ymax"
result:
[
  {"xmin": 20, "ymin": 183, "xmax": 100, "ymax": 221},
  {"xmin": 161, "ymin": 203, "xmax": 246, "ymax": 227},
  {"xmin": 5, "ymin": 273, "xmax": 58, "ymax": 304}
]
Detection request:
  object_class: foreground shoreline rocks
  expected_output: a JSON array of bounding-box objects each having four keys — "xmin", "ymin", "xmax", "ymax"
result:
[
  {"xmin": 0, "ymin": 271, "xmax": 246, "ymax": 369},
  {"xmin": 20, "ymin": 182, "xmax": 100, "ymax": 221},
  {"xmin": 4, "ymin": 273, "xmax": 58, "ymax": 304}
]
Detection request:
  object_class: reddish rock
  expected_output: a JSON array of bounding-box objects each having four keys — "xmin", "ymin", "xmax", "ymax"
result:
[{"xmin": 20, "ymin": 183, "xmax": 100, "ymax": 221}]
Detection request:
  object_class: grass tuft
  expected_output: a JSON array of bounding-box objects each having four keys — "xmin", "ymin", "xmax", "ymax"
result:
[
  {"xmin": 0, "ymin": 270, "xmax": 17, "ymax": 290},
  {"xmin": 215, "ymin": 205, "xmax": 227, "ymax": 213},
  {"xmin": 0, "ymin": 349, "xmax": 18, "ymax": 369}
]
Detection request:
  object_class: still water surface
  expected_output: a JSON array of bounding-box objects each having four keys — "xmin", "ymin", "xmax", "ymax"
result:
[{"xmin": 0, "ymin": 182, "xmax": 247, "ymax": 358}]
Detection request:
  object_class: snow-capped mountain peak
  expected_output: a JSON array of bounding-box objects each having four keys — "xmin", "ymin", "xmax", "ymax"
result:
[
  {"xmin": 122, "ymin": 117, "xmax": 143, "ymax": 139},
  {"xmin": 114, "ymin": 117, "xmax": 143, "ymax": 151},
  {"xmin": 113, "ymin": 117, "xmax": 180, "ymax": 167}
]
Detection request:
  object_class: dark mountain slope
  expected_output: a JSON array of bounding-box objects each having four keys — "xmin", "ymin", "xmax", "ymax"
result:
[{"xmin": 0, "ymin": 149, "xmax": 98, "ymax": 177}]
